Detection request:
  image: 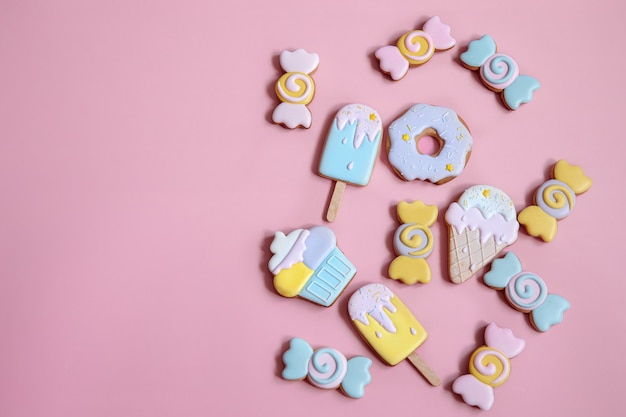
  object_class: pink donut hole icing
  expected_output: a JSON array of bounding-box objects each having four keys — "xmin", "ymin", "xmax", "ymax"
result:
[{"xmin": 416, "ymin": 134, "xmax": 442, "ymax": 156}]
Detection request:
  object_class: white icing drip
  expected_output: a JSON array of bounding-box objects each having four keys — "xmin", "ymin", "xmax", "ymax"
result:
[
  {"xmin": 348, "ymin": 283, "xmax": 397, "ymax": 333},
  {"xmin": 335, "ymin": 104, "xmax": 382, "ymax": 150}
]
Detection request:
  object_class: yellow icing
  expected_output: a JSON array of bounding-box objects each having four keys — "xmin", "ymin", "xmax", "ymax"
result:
[
  {"xmin": 397, "ymin": 200, "xmax": 438, "ymax": 226},
  {"xmin": 397, "ymin": 32, "xmax": 433, "ymax": 65},
  {"xmin": 399, "ymin": 225, "xmax": 433, "ymax": 257},
  {"xmin": 402, "ymin": 133, "xmax": 410, "ymax": 141},
  {"xmin": 518, "ymin": 205, "xmax": 557, "ymax": 242},
  {"xmin": 388, "ymin": 256, "xmax": 431, "ymax": 285},
  {"xmin": 446, "ymin": 164, "xmax": 454, "ymax": 172},
  {"xmin": 542, "ymin": 184, "xmax": 574, "ymax": 210},
  {"xmin": 276, "ymin": 72, "xmax": 315, "ymax": 105},
  {"xmin": 469, "ymin": 346, "xmax": 511, "ymax": 387},
  {"xmin": 482, "ymin": 189, "xmax": 491, "ymax": 198},
  {"xmin": 369, "ymin": 113, "xmax": 377, "ymax": 121},
  {"xmin": 273, "ymin": 262, "xmax": 313, "ymax": 297},
  {"xmin": 352, "ymin": 295, "xmax": 427, "ymax": 365},
  {"xmin": 553, "ymin": 160, "xmax": 592, "ymax": 194}
]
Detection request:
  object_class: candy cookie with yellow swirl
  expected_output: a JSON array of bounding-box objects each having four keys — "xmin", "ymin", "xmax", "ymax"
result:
[
  {"xmin": 272, "ymin": 48, "xmax": 319, "ymax": 129},
  {"xmin": 518, "ymin": 160, "xmax": 592, "ymax": 242},
  {"xmin": 388, "ymin": 200, "xmax": 438, "ymax": 285},
  {"xmin": 452, "ymin": 323, "xmax": 525, "ymax": 410}
]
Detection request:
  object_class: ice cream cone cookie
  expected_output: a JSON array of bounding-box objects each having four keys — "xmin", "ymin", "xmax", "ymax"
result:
[
  {"xmin": 460, "ymin": 34, "xmax": 540, "ymax": 110},
  {"xmin": 348, "ymin": 283, "xmax": 440, "ymax": 386},
  {"xmin": 445, "ymin": 185, "xmax": 519, "ymax": 284},
  {"xmin": 281, "ymin": 337, "xmax": 372, "ymax": 399},
  {"xmin": 388, "ymin": 200, "xmax": 438, "ymax": 285},
  {"xmin": 518, "ymin": 160, "xmax": 592, "ymax": 242},
  {"xmin": 375, "ymin": 16, "xmax": 456, "ymax": 81},
  {"xmin": 452, "ymin": 323, "xmax": 525, "ymax": 410},
  {"xmin": 272, "ymin": 49, "xmax": 319, "ymax": 129},
  {"xmin": 484, "ymin": 252, "xmax": 571, "ymax": 332},
  {"xmin": 387, "ymin": 103, "xmax": 473, "ymax": 184},
  {"xmin": 268, "ymin": 226, "xmax": 356, "ymax": 307}
]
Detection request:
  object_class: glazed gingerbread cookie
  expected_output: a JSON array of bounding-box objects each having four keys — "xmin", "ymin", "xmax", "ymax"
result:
[
  {"xmin": 445, "ymin": 185, "xmax": 519, "ymax": 284},
  {"xmin": 484, "ymin": 252, "xmax": 571, "ymax": 332},
  {"xmin": 319, "ymin": 104, "xmax": 383, "ymax": 221},
  {"xmin": 272, "ymin": 48, "xmax": 320, "ymax": 129},
  {"xmin": 518, "ymin": 160, "xmax": 592, "ymax": 242},
  {"xmin": 460, "ymin": 35, "xmax": 540, "ymax": 110},
  {"xmin": 348, "ymin": 283, "xmax": 440, "ymax": 386},
  {"xmin": 375, "ymin": 16, "xmax": 456, "ymax": 81},
  {"xmin": 388, "ymin": 200, "xmax": 438, "ymax": 285},
  {"xmin": 281, "ymin": 337, "xmax": 372, "ymax": 399},
  {"xmin": 452, "ymin": 323, "xmax": 525, "ymax": 410},
  {"xmin": 388, "ymin": 103, "xmax": 473, "ymax": 184},
  {"xmin": 268, "ymin": 226, "xmax": 356, "ymax": 307}
]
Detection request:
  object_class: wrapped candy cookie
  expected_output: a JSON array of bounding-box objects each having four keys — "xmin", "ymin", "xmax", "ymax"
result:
[
  {"xmin": 460, "ymin": 34, "xmax": 540, "ymax": 110},
  {"xmin": 388, "ymin": 200, "xmax": 438, "ymax": 285},
  {"xmin": 452, "ymin": 323, "xmax": 525, "ymax": 411},
  {"xmin": 375, "ymin": 16, "xmax": 456, "ymax": 81},
  {"xmin": 281, "ymin": 337, "xmax": 372, "ymax": 399},
  {"xmin": 484, "ymin": 252, "xmax": 571, "ymax": 332},
  {"xmin": 272, "ymin": 48, "xmax": 320, "ymax": 129},
  {"xmin": 518, "ymin": 160, "xmax": 592, "ymax": 242}
]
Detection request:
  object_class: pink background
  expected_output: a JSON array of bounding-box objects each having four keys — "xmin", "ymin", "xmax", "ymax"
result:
[{"xmin": 1, "ymin": 0, "xmax": 624, "ymax": 416}]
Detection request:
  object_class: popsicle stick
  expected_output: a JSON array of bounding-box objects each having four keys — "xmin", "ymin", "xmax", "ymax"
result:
[
  {"xmin": 407, "ymin": 351, "xmax": 440, "ymax": 386},
  {"xmin": 326, "ymin": 180, "xmax": 346, "ymax": 222}
]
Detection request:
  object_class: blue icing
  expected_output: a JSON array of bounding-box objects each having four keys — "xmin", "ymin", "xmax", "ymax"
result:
[
  {"xmin": 460, "ymin": 34, "xmax": 496, "ymax": 68},
  {"xmin": 299, "ymin": 247, "xmax": 356, "ymax": 307},
  {"xmin": 484, "ymin": 252, "xmax": 523, "ymax": 289},
  {"xmin": 341, "ymin": 356, "xmax": 372, "ymax": 399},
  {"xmin": 531, "ymin": 294, "xmax": 570, "ymax": 332},
  {"xmin": 503, "ymin": 75, "xmax": 540, "ymax": 110},
  {"xmin": 319, "ymin": 120, "xmax": 381, "ymax": 187},
  {"xmin": 302, "ymin": 226, "xmax": 336, "ymax": 270},
  {"xmin": 282, "ymin": 338, "xmax": 313, "ymax": 380}
]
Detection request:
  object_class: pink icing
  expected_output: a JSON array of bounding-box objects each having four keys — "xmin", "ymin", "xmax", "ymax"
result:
[
  {"xmin": 452, "ymin": 374, "xmax": 495, "ymax": 411},
  {"xmin": 422, "ymin": 16, "xmax": 456, "ymax": 50},
  {"xmin": 445, "ymin": 203, "xmax": 519, "ymax": 245},
  {"xmin": 374, "ymin": 46, "xmax": 409, "ymax": 81},
  {"xmin": 484, "ymin": 322, "xmax": 525, "ymax": 359}
]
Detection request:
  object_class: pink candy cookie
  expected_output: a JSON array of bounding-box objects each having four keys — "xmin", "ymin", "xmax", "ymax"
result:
[
  {"xmin": 452, "ymin": 323, "xmax": 525, "ymax": 410},
  {"xmin": 375, "ymin": 16, "xmax": 455, "ymax": 81}
]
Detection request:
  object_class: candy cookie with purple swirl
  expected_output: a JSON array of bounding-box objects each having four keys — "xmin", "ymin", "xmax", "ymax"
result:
[{"xmin": 518, "ymin": 159, "xmax": 592, "ymax": 242}]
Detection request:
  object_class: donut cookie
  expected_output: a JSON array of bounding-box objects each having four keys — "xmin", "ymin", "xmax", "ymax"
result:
[
  {"xmin": 484, "ymin": 252, "xmax": 571, "ymax": 332},
  {"xmin": 445, "ymin": 185, "xmax": 519, "ymax": 284},
  {"xmin": 268, "ymin": 226, "xmax": 356, "ymax": 306},
  {"xmin": 375, "ymin": 16, "xmax": 456, "ymax": 81},
  {"xmin": 388, "ymin": 103, "xmax": 473, "ymax": 184},
  {"xmin": 272, "ymin": 49, "xmax": 320, "ymax": 129},
  {"xmin": 460, "ymin": 35, "xmax": 540, "ymax": 110},
  {"xmin": 518, "ymin": 160, "xmax": 592, "ymax": 242},
  {"xmin": 388, "ymin": 200, "xmax": 438, "ymax": 285},
  {"xmin": 452, "ymin": 323, "xmax": 525, "ymax": 410},
  {"xmin": 281, "ymin": 337, "xmax": 372, "ymax": 399}
]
